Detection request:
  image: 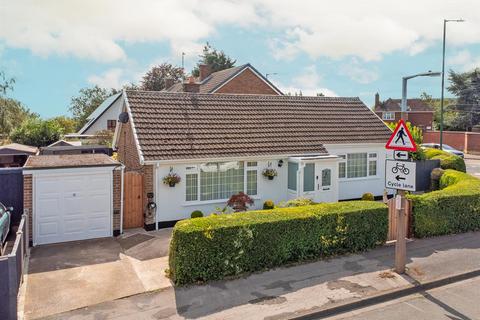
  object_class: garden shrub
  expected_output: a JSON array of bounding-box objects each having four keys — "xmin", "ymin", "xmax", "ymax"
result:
[
  {"xmin": 424, "ymin": 148, "xmax": 466, "ymax": 172},
  {"xmin": 191, "ymin": 210, "xmax": 204, "ymax": 218},
  {"xmin": 430, "ymin": 168, "xmax": 444, "ymax": 191},
  {"xmin": 409, "ymin": 170, "xmax": 480, "ymax": 238},
  {"xmin": 361, "ymin": 192, "xmax": 375, "ymax": 201},
  {"xmin": 277, "ymin": 197, "xmax": 317, "ymax": 208},
  {"xmin": 263, "ymin": 200, "xmax": 275, "ymax": 210},
  {"xmin": 169, "ymin": 201, "xmax": 388, "ymax": 285}
]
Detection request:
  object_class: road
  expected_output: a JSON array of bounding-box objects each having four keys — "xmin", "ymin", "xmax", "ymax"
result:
[
  {"xmin": 465, "ymin": 155, "xmax": 480, "ymax": 178},
  {"xmin": 324, "ymin": 276, "xmax": 480, "ymax": 320}
]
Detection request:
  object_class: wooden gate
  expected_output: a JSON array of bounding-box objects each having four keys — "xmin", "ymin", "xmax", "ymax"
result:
[
  {"xmin": 387, "ymin": 197, "xmax": 412, "ymax": 241},
  {"xmin": 123, "ymin": 172, "xmax": 144, "ymax": 229}
]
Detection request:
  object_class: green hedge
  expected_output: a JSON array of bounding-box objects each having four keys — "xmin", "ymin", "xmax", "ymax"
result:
[
  {"xmin": 409, "ymin": 170, "xmax": 480, "ymax": 238},
  {"xmin": 424, "ymin": 148, "xmax": 466, "ymax": 172},
  {"xmin": 169, "ymin": 201, "xmax": 388, "ymax": 285}
]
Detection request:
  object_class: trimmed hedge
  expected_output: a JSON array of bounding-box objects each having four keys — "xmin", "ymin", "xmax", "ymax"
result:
[
  {"xmin": 409, "ymin": 170, "xmax": 480, "ymax": 238},
  {"xmin": 424, "ymin": 148, "xmax": 466, "ymax": 172},
  {"xmin": 169, "ymin": 201, "xmax": 388, "ymax": 285}
]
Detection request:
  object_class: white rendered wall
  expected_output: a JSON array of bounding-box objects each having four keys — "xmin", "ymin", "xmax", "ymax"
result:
[{"xmin": 83, "ymin": 98, "xmax": 124, "ymax": 135}]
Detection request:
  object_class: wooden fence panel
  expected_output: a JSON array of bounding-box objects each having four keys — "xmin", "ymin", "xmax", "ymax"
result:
[
  {"xmin": 387, "ymin": 197, "xmax": 412, "ymax": 241},
  {"xmin": 123, "ymin": 172, "xmax": 144, "ymax": 229}
]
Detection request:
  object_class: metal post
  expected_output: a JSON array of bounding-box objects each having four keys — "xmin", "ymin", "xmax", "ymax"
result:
[
  {"xmin": 395, "ymin": 192, "xmax": 406, "ymax": 273},
  {"xmin": 440, "ymin": 19, "xmax": 447, "ymax": 149}
]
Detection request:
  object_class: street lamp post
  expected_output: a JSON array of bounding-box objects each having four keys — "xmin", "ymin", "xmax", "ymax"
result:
[
  {"xmin": 401, "ymin": 71, "xmax": 442, "ymax": 113},
  {"xmin": 440, "ymin": 19, "xmax": 465, "ymax": 149}
]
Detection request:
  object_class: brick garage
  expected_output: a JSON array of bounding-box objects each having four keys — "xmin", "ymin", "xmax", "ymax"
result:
[{"xmin": 23, "ymin": 154, "xmax": 123, "ymax": 245}]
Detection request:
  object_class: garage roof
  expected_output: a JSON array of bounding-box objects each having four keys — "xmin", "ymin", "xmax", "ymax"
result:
[{"xmin": 24, "ymin": 154, "xmax": 120, "ymax": 169}]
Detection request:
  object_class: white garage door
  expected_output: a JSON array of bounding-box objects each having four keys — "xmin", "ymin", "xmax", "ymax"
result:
[{"xmin": 34, "ymin": 170, "xmax": 112, "ymax": 245}]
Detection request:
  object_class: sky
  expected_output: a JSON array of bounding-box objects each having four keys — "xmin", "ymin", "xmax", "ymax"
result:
[{"xmin": 1, "ymin": 0, "xmax": 480, "ymax": 118}]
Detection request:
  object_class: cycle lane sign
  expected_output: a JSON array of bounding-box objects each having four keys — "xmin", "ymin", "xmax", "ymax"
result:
[{"xmin": 385, "ymin": 159, "xmax": 416, "ymax": 191}]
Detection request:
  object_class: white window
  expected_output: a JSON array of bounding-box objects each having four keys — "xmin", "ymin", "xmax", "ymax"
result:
[
  {"xmin": 322, "ymin": 169, "xmax": 331, "ymax": 186},
  {"xmin": 288, "ymin": 162, "xmax": 298, "ymax": 191},
  {"xmin": 338, "ymin": 153, "xmax": 377, "ymax": 179},
  {"xmin": 303, "ymin": 163, "xmax": 315, "ymax": 192},
  {"xmin": 185, "ymin": 161, "xmax": 258, "ymax": 202},
  {"xmin": 382, "ymin": 112, "xmax": 395, "ymax": 120}
]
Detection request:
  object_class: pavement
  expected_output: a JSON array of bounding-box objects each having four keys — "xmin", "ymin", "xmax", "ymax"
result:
[
  {"xmin": 465, "ymin": 154, "xmax": 480, "ymax": 178},
  {"xmin": 39, "ymin": 231, "xmax": 480, "ymax": 320},
  {"xmin": 324, "ymin": 275, "xmax": 480, "ymax": 320},
  {"xmin": 21, "ymin": 228, "xmax": 173, "ymax": 320}
]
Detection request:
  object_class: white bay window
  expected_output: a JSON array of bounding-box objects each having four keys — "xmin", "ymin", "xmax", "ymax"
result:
[
  {"xmin": 338, "ymin": 152, "xmax": 377, "ymax": 179},
  {"xmin": 185, "ymin": 161, "xmax": 258, "ymax": 202}
]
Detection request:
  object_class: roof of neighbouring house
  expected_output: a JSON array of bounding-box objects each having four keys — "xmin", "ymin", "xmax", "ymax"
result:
[
  {"xmin": 121, "ymin": 90, "xmax": 392, "ymax": 161},
  {"xmin": 374, "ymin": 98, "xmax": 434, "ymax": 112},
  {"xmin": 0, "ymin": 143, "xmax": 38, "ymax": 156},
  {"xmin": 164, "ymin": 63, "xmax": 283, "ymax": 95},
  {"xmin": 47, "ymin": 140, "xmax": 82, "ymax": 147},
  {"xmin": 78, "ymin": 92, "xmax": 123, "ymax": 134},
  {"xmin": 24, "ymin": 154, "xmax": 119, "ymax": 169}
]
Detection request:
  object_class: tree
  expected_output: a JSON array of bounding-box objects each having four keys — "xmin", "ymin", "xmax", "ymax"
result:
[
  {"xmin": 140, "ymin": 63, "xmax": 184, "ymax": 91},
  {"xmin": 191, "ymin": 43, "xmax": 236, "ymax": 77},
  {"xmin": 446, "ymin": 69, "xmax": 480, "ymax": 131},
  {"xmin": 10, "ymin": 118, "xmax": 63, "ymax": 147},
  {"xmin": 420, "ymin": 92, "xmax": 459, "ymax": 131},
  {"xmin": 69, "ymin": 86, "xmax": 118, "ymax": 130},
  {"xmin": 50, "ymin": 116, "xmax": 77, "ymax": 135}
]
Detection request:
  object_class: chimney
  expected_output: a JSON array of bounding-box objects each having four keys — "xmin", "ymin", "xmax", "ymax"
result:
[
  {"xmin": 374, "ymin": 93, "xmax": 380, "ymax": 107},
  {"xmin": 199, "ymin": 64, "xmax": 212, "ymax": 81},
  {"xmin": 164, "ymin": 78, "xmax": 174, "ymax": 90},
  {"xmin": 182, "ymin": 76, "xmax": 200, "ymax": 93}
]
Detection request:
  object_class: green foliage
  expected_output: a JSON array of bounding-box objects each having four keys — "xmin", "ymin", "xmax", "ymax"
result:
[
  {"xmin": 191, "ymin": 210, "xmax": 204, "ymax": 219},
  {"xmin": 387, "ymin": 121, "xmax": 424, "ymax": 160},
  {"xmin": 69, "ymin": 86, "xmax": 118, "ymax": 130},
  {"xmin": 430, "ymin": 168, "xmax": 445, "ymax": 191},
  {"xmin": 263, "ymin": 200, "xmax": 275, "ymax": 210},
  {"xmin": 168, "ymin": 201, "xmax": 388, "ymax": 285},
  {"xmin": 361, "ymin": 193, "xmax": 375, "ymax": 201},
  {"xmin": 424, "ymin": 148, "xmax": 466, "ymax": 172},
  {"xmin": 0, "ymin": 97, "xmax": 38, "ymax": 139},
  {"xmin": 191, "ymin": 42, "xmax": 236, "ymax": 77},
  {"xmin": 49, "ymin": 116, "xmax": 77, "ymax": 135},
  {"xmin": 420, "ymin": 92, "xmax": 458, "ymax": 131},
  {"xmin": 409, "ymin": 170, "xmax": 480, "ymax": 238},
  {"xmin": 277, "ymin": 197, "xmax": 317, "ymax": 208},
  {"xmin": 10, "ymin": 118, "xmax": 63, "ymax": 147},
  {"xmin": 140, "ymin": 63, "xmax": 184, "ymax": 91}
]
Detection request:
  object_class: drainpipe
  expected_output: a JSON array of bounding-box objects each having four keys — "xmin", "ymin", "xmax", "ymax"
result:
[
  {"xmin": 155, "ymin": 163, "xmax": 159, "ymax": 231},
  {"xmin": 119, "ymin": 166, "xmax": 125, "ymax": 235}
]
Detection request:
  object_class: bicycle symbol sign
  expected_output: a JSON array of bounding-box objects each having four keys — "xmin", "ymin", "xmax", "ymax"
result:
[{"xmin": 385, "ymin": 160, "xmax": 416, "ymax": 191}]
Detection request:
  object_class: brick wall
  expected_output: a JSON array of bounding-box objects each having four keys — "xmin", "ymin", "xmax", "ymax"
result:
[
  {"xmin": 215, "ymin": 68, "xmax": 280, "ymax": 95},
  {"xmin": 117, "ymin": 120, "xmax": 155, "ymax": 227},
  {"xmin": 23, "ymin": 174, "xmax": 32, "ymax": 241},
  {"xmin": 375, "ymin": 111, "xmax": 434, "ymax": 130},
  {"xmin": 423, "ymin": 130, "xmax": 480, "ymax": 154}
]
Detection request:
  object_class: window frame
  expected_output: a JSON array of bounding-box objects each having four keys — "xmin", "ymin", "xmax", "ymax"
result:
[
  {"xmin": 338, "ymin": 152, "xmax": 378, "ymax": 180},
  {"xmin": 185, "ymin": 161, "xmax": 259, "ymax": 203},
  {"xmin": 382, "ymin": 112, "xmax": 395, "ymax": 120},
  {"xmin": 107, "ymin": 119, "xmax": 117, "ymax": 131}
]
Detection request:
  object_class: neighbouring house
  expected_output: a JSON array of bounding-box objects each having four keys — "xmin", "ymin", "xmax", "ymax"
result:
[
  {"xmin": 47, "ymin": 139, "xmax": 82, "ymax": 148},
  {"xmin": 78, "ymin": 63, "xmax": 282, "ymax": 136},
  {"xmin": 0, "ymin": 143, "xmax": 38, "ymax": 168},
  {"xmin": 23, "ymin": 154, "xmax": 123, "ymax": 245},
  {"xmin": 164, "ymin": 63, "xmax": 283, "ymax": 95},
  {"xmin": 373, "ymin": 93, "xmax": 434, "ymax": 130},
  {"xmin": 114, "ymin": 90, "xmax": 392, "ymax": 230},
  {"xmin": 39, "ymin": 145, "xmax": 112, "ymax": 156}
]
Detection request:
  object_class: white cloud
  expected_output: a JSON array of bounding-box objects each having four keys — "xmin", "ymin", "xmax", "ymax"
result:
[
  {"xmin": 277, "ymin": 65, "xmax": 337, "ymax": 96},
  {"xmin": 1, "ymin": 1, "xmax": 479, "ymax": 63},
  {"xmin": 339, "ymin": 58, "xmax": 379, "ymax": 84},
  {"xmin": 449, "ymin": 50, "xmax": 480, "ymax": 71},
  {"xmin": 87, "ymin": 68, "xmax": 127, "ymax": 88}
]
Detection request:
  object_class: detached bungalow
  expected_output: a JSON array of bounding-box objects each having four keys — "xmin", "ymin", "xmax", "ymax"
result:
[{"xmin": 114, "ymin": 90, "xmax": 392, "ymax": 229}]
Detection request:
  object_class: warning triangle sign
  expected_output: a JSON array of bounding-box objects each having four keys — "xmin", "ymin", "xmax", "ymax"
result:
[{"xmin": 385, "ymin": 119, "xmax": 417, "ymax": 151}]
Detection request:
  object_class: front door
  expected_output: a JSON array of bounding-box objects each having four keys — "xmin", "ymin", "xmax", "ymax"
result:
[{"xmin": 301, "ymin": 162, "xmax": 337, "ymax": 203}]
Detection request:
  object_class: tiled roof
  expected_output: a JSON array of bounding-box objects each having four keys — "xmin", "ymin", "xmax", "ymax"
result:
[
  {"xmin": 0, "ymin": 143, "xmax": 38, "ymax": 155},
  {"xmin": 375, "ymin": 98, "xmax": 434, "ymax": 112},
  {"xmin": 125, "ymin": 91, "xmax": 392, "ymax": 161},
  {"xmin": 164, "ymin": 64, "xmax": 282, "ymax": 94}
]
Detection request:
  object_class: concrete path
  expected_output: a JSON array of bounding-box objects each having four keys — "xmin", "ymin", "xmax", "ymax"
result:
[
  {"xmin": 325, "ymin": 275, "xmax": 480, "ymax": 320},
  {"xmin": 41, "ymin": 232, "xmax": 480, "ymax": 320},
  {"xmin": 22, "ymin": 228, "xmax": 173, "ymax": 320}
]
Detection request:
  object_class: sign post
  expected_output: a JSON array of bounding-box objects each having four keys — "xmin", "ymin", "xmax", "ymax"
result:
[{"xmin": 385, "ymin": 119, "xmax": 417, "ymax": 274}]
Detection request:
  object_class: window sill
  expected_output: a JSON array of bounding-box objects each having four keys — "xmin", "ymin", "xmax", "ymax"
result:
[
  {"xmin": 339, "ymin": 176, "xmax": 380, "ymax": 182},
  {"xmin": 183, "ymin": 195, "xmax": 262, "ymax": 207}
]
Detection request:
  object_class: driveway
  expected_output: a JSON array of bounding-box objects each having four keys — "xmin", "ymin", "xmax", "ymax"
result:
[{"xmin": 22, "ymin": 228, "xmax": 173, "ymax": 320}]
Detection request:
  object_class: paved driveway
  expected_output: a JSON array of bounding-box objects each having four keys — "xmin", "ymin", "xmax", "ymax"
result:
[{"xmin": 22, "ymin": 229, "xmax": 172, "ymax": 320}]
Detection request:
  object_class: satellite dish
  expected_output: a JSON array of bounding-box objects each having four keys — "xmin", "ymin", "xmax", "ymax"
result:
[{"xmin": 118, "ymin": 112, "xmax": 129, "ymax": 123}]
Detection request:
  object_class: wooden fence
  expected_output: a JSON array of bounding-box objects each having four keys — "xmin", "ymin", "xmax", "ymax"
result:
[
  {"xmin": 0, "ymin": 213, "xmax": 29, "ymax": 320},
  {"xmin": 387, "ymin": 197, "xmax": 412, "ymax": 241}
]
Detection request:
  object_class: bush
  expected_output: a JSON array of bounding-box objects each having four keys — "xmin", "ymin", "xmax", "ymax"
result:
[
  {"xmin": 409, "ymin": 170, "xmax": 480, "ymax": 238},
  {"xmin": 430, "ymin": 168, "xmax": 445, "ymax": 191},
  {"xmin": 191, "ymin": 210, "xmax": 203, "ymax": 218},
  {"xmin": 277, "ymin": 197, "xmax": 317, "ymax": 208},
  {"xmin": 361, "ymin": 193, "xmax": 375, "ymax": 201},
  {"xmin": 424, "ymin": 148, "xmax": 466, "ymax": 172},
  {"xmin": 169, "ymin": 201, "xmax": 388, "ymax": 285},
  {"xmin": 263, "ymin": 200, "xmax": 275, "ymax": 210}
]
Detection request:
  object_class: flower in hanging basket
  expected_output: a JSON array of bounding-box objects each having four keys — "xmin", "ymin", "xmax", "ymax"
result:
[
  {"xmin": 163, "ymin": 172, "xmax": 181, "ymax": 187},
  {"xmin": 262, "ymin": 168, "xmax": 278, "ymax": 180}
]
